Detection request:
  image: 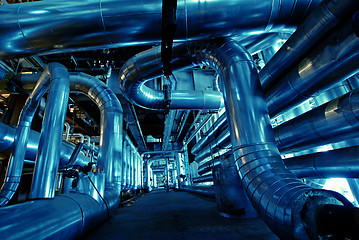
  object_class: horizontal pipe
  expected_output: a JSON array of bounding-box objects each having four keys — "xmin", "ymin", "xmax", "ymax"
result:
[
  {"xmin": 181, "ymin": 185, "xmax": 215, "ymax": 199},
  {"xmin": 274, "ymin": 88, "xmax": 359, "ymax": 153},
  {"xmin": 265, "ymin": 14, "xmax": 359, "ymax": 117},
  {"xmin": 259, "ymin": 0, "xmax": 359, "ymax": 90},
  {"xmin": 191, "ymin": 113, "xmax": 228, "ymax": 155},
  {"xmin": 192, "ymin": 173, "xmax": 213, "ymax": 184},
  {"xmin": 284, "ymin": 146, "xmax": 359, "ymax": 179},
  {"xmin": 0, "ymin": 0, "xmax": 320, "ymax": 59}
]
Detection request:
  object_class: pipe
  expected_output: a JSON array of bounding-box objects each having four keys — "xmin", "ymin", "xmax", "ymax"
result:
[
  {"xmin": 274, "ymin": 88, "xmax": 359, "ymax": 153},
  {"xmin": 63, "ymin": 122, "xmax": 70, "ymax": 141},
  {"xmin": 192, "ymin": 173, "xmax": 213, "ymax": 184},
  {"xmin": 185, "ymin": 39, "xmax": 351, "ymax": 239},
  {"xmin": 0, "ymin": 63, "xmax": 69, "ymax": 206},
  {"xmin": 122, "ymin": 133, "xmax": 127, "ymax": 189},
  {"xmin": 30, "ymin": 63, "xmax": 70, "ymax": 199},
  {"xmin": 191, "ymin": 113, "xmax": 228, "ymax": 155},
  {"xmin": 0, "ymin": 121, "xmax": 91, "ymax": 168},
  {"xmin": 69, "ymin": 73, "xmax": 123, "ymax": 193},
  {"xmin": 0, "ymin": 0, "xmax": 320, "ymax": 60},
  {"xmin": 181, "ymin": 185, "xmax": 215, "ymax": 198},
  {"xmin": 265, "ymin": 13, "xmax": 359, "ymax": 117},
  {"xmin": 120, "ymin": 45, "xmax": 224, "ymax": 109},
  {"xmin": 0, "ymin": 193, "xmax": 108, "ymax": 240},
  {"xmin": 283, "ymin": 146, "xmax": 359, "ymax": 179},
  {"xmin": 259, "ymin": 0, "xmax": 359, "ymax": 90}
]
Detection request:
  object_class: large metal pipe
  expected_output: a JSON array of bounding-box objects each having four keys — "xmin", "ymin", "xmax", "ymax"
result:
[
  {"xmin": 30, "ymin": 63, "xmax": 70, "ymax": 199},
  {"xmin": 0, "ymin": 72, "xmax": 123, "ymax": 239},
  {"xmin": 265, "ymin": 13, "xmax": 359, "ymax": 117},
  {"xmin": 0, "ymin": 121, "xmax": 91, "ymax": 168},
  {"xmin": 193, "ymin": 39, "xmax": 351, "ymax": 239},
  {"xmin": 284, "ymin": 146, "xmax": 359, "ymax": 179},
  {"xmin": 0, "ymin": 0, "xmax": 320, "ymax": 59},
  {"xmin": 274, "ymin": 88, "xmax": 359, "ymax": 153},
  {"xmin": 0, "ymin": 63, "xmax": 69, "ymax": 206},
  {"xmin": 259, "ymin": 0, "xmax": 359, "ymax": 90},
  {"xmin": 70, "ymin": 73, "xmax": 123, "ymax": 193}
]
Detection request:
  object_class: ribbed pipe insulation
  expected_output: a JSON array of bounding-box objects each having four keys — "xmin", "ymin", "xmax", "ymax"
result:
[
  {"xmin": 0, "ymin": 0, "xmax": 320, "ymax": 59},
  {"xmin": 188, "ymin": 39, "xmax": 351, "ymax": 239},
  {"xmin": 0, "ymin": 63, "xmax": 69, "ymax": 206}
]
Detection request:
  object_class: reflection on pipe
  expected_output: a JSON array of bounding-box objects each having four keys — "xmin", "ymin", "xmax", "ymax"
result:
[
  {"xmin": 0, "ymin": 0, "xmax": 320, "ymax": 59},
  {"xmin": 260, "ymin": 0, "xmax": 359, "ymax": 90},
  {"xmin": 0, "ymin": 63, "xmax": 69, "ymax": 205},
  {"xmin": 284, "ymin": 146, "xmax": 359, "ymax": 179},
  {"xmin": 266, "ymin": 14, "xmax": 359, "ymax": 117}
]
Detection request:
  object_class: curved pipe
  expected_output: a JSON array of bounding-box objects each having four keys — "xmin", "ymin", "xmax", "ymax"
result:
[
  {"xmin": 259, "ymin": 0, "xmax": 359, "ymax": 90},
  {"xmin": 63, "ymin": 122, "xmax": 71, "ymax": 141},
  {"xmin": 0, "ymin": 63, "xmax": 69, "ymax": 205},
  {"xmin": 70, "ymin": 73, "xmax": 123, "ymax": 193},
  {"xmin": 284, "ymin": 146, "xmax": 359, "ymax": 179},
  {"xmin": 188, "ymin": 39, "xmax": 351, "ymax": 239},
  {"xmin": 0, "ymin": 0, "xmax": 320, "ymax": 59},
  {"xmin": 265, "ymin": 13, "xmax": 359, "ymax": 117}
]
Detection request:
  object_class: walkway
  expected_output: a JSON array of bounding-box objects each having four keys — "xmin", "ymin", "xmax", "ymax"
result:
[{"xmin": 84, "ymin": 189, "xmax": 279, "ymax": 240}]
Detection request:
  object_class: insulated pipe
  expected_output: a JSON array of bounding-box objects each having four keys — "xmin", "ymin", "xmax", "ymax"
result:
[
  {"xmin": 265, "ymin": 14, "xmax": 359, "ymax": 117},
  {"xmin": 30, "ymin": 63, "xmax": 70, "ymax": 199},
  {"xmin": 122, "ymin": 134, "xmax": 127, "ymax": 189},
  {"xmin": 283, "ymin": 146, "xmax": 359, "ymax": 179},
  {"xmin": 0, "ymin": 121, "xmax": 91, "ymax": 168},
  {"xmin": 188, "ymin": 39, "xmax": 351, "ymax": 239},
  {"xmin": 259, "ymin": 0, "xmax": 359, "ymax": 90},
  {"xmin": 70, "ymin": 73, "xmax": 123, "ymax": 193},
  {"xmin": 0, "ymin": 63, "xmax": 69, "ymax": 205},
  {"xmin": 191, "ymin": 113, "xmax": 228, "ymax": 155},
  {"xmin": 274, "ymin": 88, "xmax": 359, "ymax": 153},
  {"xmin": 0, "ymin": 0, "xmax": 320, "ymax": 59}
]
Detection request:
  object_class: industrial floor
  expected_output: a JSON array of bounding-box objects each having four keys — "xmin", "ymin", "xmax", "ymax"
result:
[{"xmin": 84, "ymin": 189, "xmax": 279, "ymax": 240}]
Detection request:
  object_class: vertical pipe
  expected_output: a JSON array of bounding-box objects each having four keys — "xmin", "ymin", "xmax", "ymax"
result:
[
  {"xmin": 30, "ymin": 63, "xmax": 70, "ymax": 199},
  {"xmin": 126, "ymin": 143, "xmax": 131, "ymax": 189},
  {"xmin": 122, "ymin": 136, "xmax": 127, "ymax": 189}
]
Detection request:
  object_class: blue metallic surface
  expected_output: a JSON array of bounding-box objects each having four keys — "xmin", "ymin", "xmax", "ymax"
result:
[
  {"xmin": 0, "ymin": 0, "xmax": 320, "ymax": 59},
  {"xmin": 30, "ymin": 63, "xmax": 70, "ymax": 199},
  {"xmin": 259, "ymin": 0, "xmax": 359, "ymax": 91},
  {"xmin": 265, "ymin": 15, "xmax": 359, "ymax": 117}
]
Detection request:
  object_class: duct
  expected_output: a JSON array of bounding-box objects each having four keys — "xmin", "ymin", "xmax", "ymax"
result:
[
  {"xmin": 119, "ymin": 45, "xmax": 224, "ymax": 110},
  {"xmin": 0, "ymin": 0, "xmax": 320, "ymax": 59},
  {"xmin": 179, "ymin": 39, "xmax": 353, "ymax": 239},
  {"xmin": 30, "ymin": 63, "xmax": 70, "ymax": 199},
  {"xmin": 259, "ymin": 0, "xmax": 359, "ymax": 90},
  {"xmin": 274, "ymin": 88, "xmax": 359, "ymax": 153},
  {"xmin": 70, "ymin": 73, "xmax": 123, "ymax": 193},
  {"xmin": 0, "ymin": 63, "xmax": 69, "ymax": 205},
  {"xmin": 191, "ymin": 113, "xmax": 228, "ymax": 155},
  {"xmin": 265, "ymin": 14, "xmax": 359, "ymax": 117},
  {"xmin": 283, "ymin": 146, "xmax": 359, "ymax": 179}
]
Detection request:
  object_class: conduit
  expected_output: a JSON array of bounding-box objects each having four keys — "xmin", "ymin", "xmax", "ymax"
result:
[
  {"xmin": 0, "ymin": 63, "xmax": 69, "ymax": 205},
  {"xmin": 137, "ymin": 39, "xmax": 352, "ymax": 239},
  {"xmin": 284, "ymin": 145, "xmax": 359, "ymax": 179},
  {"xmin": 259, "ymin": 0, "xmax": 359, "ymax": 90},
  {"xmin": 0, "ymin": 72, "xmax": 123, "ymax": 239},
  {"xmin": 0, "ymin": 0, "xmax": 320, "ymax": 59},
  {"xmin": 266, "ymin": 13, "xmax": 359, "ymax": 117}
]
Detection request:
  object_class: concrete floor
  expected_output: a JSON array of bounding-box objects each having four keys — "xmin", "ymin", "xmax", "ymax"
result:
[{"xmin": 84, "ymin": 189, "xmax": 279, "ymax": 240}]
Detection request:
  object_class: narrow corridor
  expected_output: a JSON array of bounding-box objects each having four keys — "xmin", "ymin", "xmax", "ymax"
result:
[{"xmin": 85, "ymin": 190, "xmax": 279, "ymax": 240}]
